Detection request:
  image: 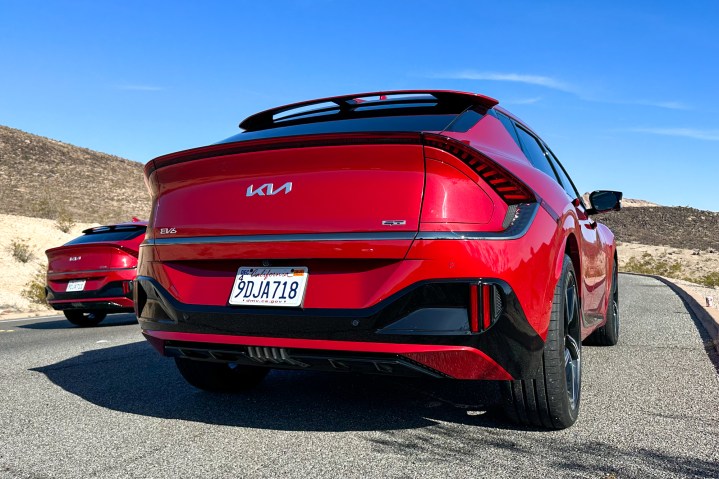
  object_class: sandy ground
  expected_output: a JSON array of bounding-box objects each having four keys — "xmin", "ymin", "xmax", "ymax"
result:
[
  {"xmin": 0, "ymin": 213, "xmax": 96, "ymax": 315},
  {"xmin": 617, "ymin": 241, "xmax": 719, "ymax": 279}
]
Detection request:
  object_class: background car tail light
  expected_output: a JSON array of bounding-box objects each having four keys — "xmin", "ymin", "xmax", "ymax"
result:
[
  {"xmin": 469, "ymin": 282, "xmax": 503, "ymax": 333},
  {"xmin": 423, "ymin": 133, "xmax": 535, "ymax": 205}
]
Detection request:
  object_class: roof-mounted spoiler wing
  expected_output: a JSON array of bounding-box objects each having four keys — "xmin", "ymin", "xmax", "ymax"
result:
[{"xmin": 239, "ymin": 90, "xmax": 499, "ymax": 131}]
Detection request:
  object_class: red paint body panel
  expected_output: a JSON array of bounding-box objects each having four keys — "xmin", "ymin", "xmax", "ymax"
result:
[
  {"xmin": 153, "ymin": 143, "xmax": 425, "ymax": 238},
  {"xmin": 138, "ymin": 207, "xmax": 558, "ymax": 317},
  {"xmin": 45, "ymin": 223, "xmax": 146, "ymax": 312},
  {"xmin": 137, "ymin": 90, "xmax": 619, "ymax": 381}
]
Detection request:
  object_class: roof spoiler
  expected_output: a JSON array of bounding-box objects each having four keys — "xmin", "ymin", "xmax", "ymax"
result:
[
  {"xmin": 82, "ymin": 223, "xmax": 147, "ymax": 234},
  {"xmin": 239, "ymin": 90, "xmax": 499, "ymax": 131}
]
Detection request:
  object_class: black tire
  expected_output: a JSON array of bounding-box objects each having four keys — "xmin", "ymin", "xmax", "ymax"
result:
[
  {"xmin": 174, "ymin": 357, "xmax": 269, "ymax": 393},
  {"xmin": 584, "ymin": 259, "xmax": 620, "ymax": 346},
  {"xmin": 63, "ymin": 310, "xmax": 107, "ymax": 327},
  {"xmin": 501, "ymin": 254, "xmax": 582, "ymax": 429}
]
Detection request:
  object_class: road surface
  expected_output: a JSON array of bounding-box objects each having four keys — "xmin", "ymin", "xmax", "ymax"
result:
[{"xmin": 0, "ymin": 274, "xmax": 717, "ymax": 478}]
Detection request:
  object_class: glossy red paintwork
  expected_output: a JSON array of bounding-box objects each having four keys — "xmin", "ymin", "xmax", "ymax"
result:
[
  {"xmin": 45, "ymin": 222, "xmax": 147, "ymax": 310},
  {"xmin": 138, "ymin": 90, "xmax": 617, "ymax": 378},
  {"xmin": 151, "ymin": 143, "xmax": 425, "ymax": 239}
]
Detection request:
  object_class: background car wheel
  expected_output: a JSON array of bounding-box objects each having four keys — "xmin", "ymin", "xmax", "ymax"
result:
[
  {"xmin": 501, "ymin": 254, "xmax": 582, "ymax": 429},
  {"xmin": 174, "ymin": 357, "xmax": 269, "ymax": 392},
  {"xmin": 63, "ymin": 310, "xmax": 106, "ymax": 327},
  {"xmin": 584, "ymin": 259, "xmax": 620, "ymax": 346}
]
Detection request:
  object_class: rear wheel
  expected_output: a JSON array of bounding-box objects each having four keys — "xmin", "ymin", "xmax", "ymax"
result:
[
  {"xmin": 502, "ymin": 254, "xmax": 582, "ymax": 429},
  {"xmin": 174, "ymin": 357, "xmax": 269, "ymax": 392},
  {"xmin": 64, "ymin": 310, "xmax": 106, "ymax": 327},
  {"xmin": 584, "ymin": 259, "xmax": 620, "ymax": 346}
]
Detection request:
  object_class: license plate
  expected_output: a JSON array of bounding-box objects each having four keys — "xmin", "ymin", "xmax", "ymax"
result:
[
  {"xmin": 66, "ymin": 280, "xmax": 86, "ymax": 292},
  {"xmin": 228, "ymin": 267, "xmax": 308, "ymax": 307}
]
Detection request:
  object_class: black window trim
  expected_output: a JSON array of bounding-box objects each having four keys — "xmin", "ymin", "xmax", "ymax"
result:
[{"xmin": 542, "ymin": 143, "xmax": 585, "ymax": 206}]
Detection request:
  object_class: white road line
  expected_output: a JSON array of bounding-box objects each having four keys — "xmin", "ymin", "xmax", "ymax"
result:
[{"xmin": 0, "ymin": 316, "xmax": 64, "ymax": 323}]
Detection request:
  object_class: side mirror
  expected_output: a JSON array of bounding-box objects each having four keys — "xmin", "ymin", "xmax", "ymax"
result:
[{"xmin": 586, "ymin": 190, "xmax": 622, "ymax": 215}]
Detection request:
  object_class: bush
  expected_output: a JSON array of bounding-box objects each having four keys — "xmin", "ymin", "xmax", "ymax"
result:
[
  {"xmin": 55, "ymin": 211, "xmax": 76, "ymax": 233},
  {"xmin": 8, "ymin": 238, "xmax": 34, "ymax": 263},
  {"xmin": 623, "ymin": 253, "xmax": 719, "ymax": 289},
  {"xmin": 699, "ymin": 271, "xmax": 719, "ymax": 288},
  {"xmin": 623, "ymin": 255, "xmax": 683, "ymax": 277},
  {"xmin": 22, "ymin": 266, "xmax": 48, "ymax": 305}
]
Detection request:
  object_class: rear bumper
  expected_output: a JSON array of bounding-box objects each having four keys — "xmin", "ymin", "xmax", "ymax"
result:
[
  {"xmin": 46, "ymin": 280, "xmax": 134, "ymax": 312},
  {"xmin": 135, "ymin": 276, "xmax": 544, "ymax": 380},
  {"xmin": 143, "ymin": 330, "xmax": 513, "ymax": 380}
]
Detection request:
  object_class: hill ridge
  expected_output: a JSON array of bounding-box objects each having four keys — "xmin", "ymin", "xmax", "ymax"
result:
[{"xmin": 0, "ymin": 125, "xmax": 150, "ymax": 223}]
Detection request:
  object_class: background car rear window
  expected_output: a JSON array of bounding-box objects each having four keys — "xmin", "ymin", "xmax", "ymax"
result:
[
  {"xmin": 220, "ymin": 111, "xmax": 483, "ymax": 144},
  {"xmin": 64, "ymin": 227, "xmax": 146, "ymax": 245}
]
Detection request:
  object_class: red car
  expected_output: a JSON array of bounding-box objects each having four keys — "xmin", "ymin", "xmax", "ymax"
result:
[
  {"xmin": 46, "ymin": 219, "xmax": 147, "ymax": 327},
  {"xmin": 136, "ymin": 91, "xmax": 621, "ymax": 429}
]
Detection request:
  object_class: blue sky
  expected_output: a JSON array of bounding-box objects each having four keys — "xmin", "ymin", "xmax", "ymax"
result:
[{"xmin": 1, "ymin": 0, "xmax": 717, "ymax": 210}]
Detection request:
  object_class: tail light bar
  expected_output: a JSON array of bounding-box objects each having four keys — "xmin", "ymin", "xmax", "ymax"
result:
[{"xmin": 423, "ymin": 133, "xmax": 535, "ymax": 205}]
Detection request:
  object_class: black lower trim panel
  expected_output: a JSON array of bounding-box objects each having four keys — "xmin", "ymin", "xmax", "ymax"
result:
[
  {"xmin": 135, "ymin": 276, "xmax": 544, "ymax": 379},
  {"xmin": 165, "ymin": 343, "xmax": 447, "ymax": 378}
]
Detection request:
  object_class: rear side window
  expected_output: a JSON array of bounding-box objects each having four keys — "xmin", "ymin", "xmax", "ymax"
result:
[
  {"xmin": 64, "ymin": 226, "xmax": 146, "ymax": 245},
  {"xmin": 515, "ymin": 126, "xmax": 559, "ymax": 182},
  {"xmin": 545, "ymin": 147, "xmax": 581, "ymax": 200},
  {"xmin": 494, "ymin": 111, "xmax": 522, "ymax": 148}
]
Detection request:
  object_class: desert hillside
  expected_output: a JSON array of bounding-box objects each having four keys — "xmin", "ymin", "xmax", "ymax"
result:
[
  {"xmin": 0, "ymin": 125, "xmax": 149, "ymax": 223},
  {"xmin": 599, "ymin": 206, "xmax": 719, "ymax": 252}
]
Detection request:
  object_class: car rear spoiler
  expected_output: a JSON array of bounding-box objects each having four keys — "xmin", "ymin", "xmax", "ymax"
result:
[
  {"xmin": 239, "ymin": 90, "xmax": 499, "ymax": 131},
  {"xmin": 82, "ymin": 224, "xmax": 147, "ymax": 234}
]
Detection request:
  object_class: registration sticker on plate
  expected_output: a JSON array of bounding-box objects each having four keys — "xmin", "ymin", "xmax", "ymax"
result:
[
  {"xmin": 66, "ymin": 280, "xmax": 86, "ymax": 292},
  {"xmin": 228, "ymin": 267, "xmax": 308, "ymax": 307}
]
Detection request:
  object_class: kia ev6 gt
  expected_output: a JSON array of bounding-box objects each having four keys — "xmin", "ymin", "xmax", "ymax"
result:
[
  {"xmin": 46, "ymin": 220, "xmax": 146, "ymax": 326},
  {"xmin": 135, "ymin": 91, "xmax": 621, "ymax": 429}
]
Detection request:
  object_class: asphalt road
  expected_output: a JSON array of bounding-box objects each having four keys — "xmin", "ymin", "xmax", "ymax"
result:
[{"xmin": 1, "ymin": 274, "xmax": 718, "ymax": 479}]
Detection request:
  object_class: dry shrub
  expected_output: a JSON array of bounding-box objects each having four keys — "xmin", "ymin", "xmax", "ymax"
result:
[
  {"xmin": 22, "ymin": 266, "xmax": 48, "ymax": 305},
  {"xmin": 9, "ymin": 238, "xmax": 34, "ymax": 263},
  {"xmin": 55, "ymin": 211, "xmax": 76, "ymax": 233}
]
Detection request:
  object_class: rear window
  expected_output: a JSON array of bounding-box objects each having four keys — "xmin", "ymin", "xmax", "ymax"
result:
[
  {"xmin": 219, "ymin": 108, "xmax": 485, "ymax": 145},
  {"xmin": 64, "ymin": 226, "xmax": 146, "ymax": 245}
]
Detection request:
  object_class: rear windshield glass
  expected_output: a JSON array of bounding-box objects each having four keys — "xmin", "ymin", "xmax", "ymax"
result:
[
  {"xmin": 64, "ymin": 226, "xmax": 146, "ymax": 245},
  {"xmin": 219, "ymin": 110, "xmax": 484, "ymax": 145}
]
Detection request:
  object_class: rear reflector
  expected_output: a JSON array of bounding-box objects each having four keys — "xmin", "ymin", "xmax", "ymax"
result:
[
  {"xmin": 482, "ymin": 284, "xmax": 492, "ymax": 330},
  {"xmin": 469, "ymin": 282, "xmax": 503, "ymax": 333},
  {"xmin": 423, "ymin": 134, "xmax": 535, "ymax": 205}
]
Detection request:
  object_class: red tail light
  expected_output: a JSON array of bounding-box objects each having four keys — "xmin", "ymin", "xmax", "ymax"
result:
[
  {"xmin": 469, "ymin": 284, "xmax": 479, "ymax": 332},
  {"xmin": 423, "ymin": 133, "xmax": 535, "ymax": 205}
]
